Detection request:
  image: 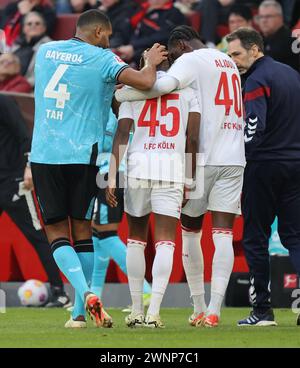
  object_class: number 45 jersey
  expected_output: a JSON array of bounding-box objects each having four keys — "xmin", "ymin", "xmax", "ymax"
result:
[
  {"xmin": 119, "ymin": 71, "xmax": 201, "ymax": 184},
  {"xmin": 31, "ymin": 39, "xmax": 128, "ymax": 165},
  {"xmin": 168, "ymin": 48, "xmax": 246, "ymax": 167}
]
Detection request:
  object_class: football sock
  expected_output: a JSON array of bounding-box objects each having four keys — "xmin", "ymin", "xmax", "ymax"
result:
[
  {"xmin": 207, "ymin": 228, "xmax": 234, "ymax": 316},
  {"xmin": 72, "ymin": 239, "xmax": 94, "ymax": 319},
  {"xmin": 182, "ymin": 229, "xmax": 206, "ymax": 314},
  {"xmin": 126, "ymin": 239, "xmax": 146, "ymax": 315},
  {"xmin": 91, "ymin": 231, "xmax": 152, "ymax": 299},
  {"xmin": 105, "ymin": 233, "xmax": 152, "ymax": 295},
  {"xmin": 51, "ymin": 238, "xmax": 89, "ymax": 306},
  {"xmin": 147, "ymin": 241, "xmax": 175, "ymax": 316},
  {"xmin": 91, "ymin": 235, "xmax": 110, "ymax": 298}
]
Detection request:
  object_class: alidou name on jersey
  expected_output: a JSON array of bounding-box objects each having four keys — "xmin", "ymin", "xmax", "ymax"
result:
[
  {"xmin": 215, "ymin": 58, "xmax": 236, "ymax": 70},
  {"xmin": 144, "ymin": 141, "xmax": 176, "ymax": 150}
]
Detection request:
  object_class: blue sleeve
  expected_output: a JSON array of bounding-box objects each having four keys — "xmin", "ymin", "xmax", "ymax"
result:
[
  {"xmin": 243, "ymin": 77, "xmax": 269, "ymax": 151},
  {"xmin": 103, "ymin": 110, "xmax": 118, "ymax": 153},
  {"xmin": 101, "ymin": 50, "xmax": 129, "ymax": 83}
]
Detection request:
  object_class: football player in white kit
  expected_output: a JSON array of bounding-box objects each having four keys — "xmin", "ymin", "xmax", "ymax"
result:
[
  {"xmin": 115, "ymin": 26, "xmax": 246, "ymax": 328},
  {"xmin": 107, "ymin": 57, "xmax": 201, "ymax": 328}
]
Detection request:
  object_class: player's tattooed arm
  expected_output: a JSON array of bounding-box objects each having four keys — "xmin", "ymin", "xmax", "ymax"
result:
[{"xmin": 115, "ymin": 75, "xmax": 179, "ymax": 102}]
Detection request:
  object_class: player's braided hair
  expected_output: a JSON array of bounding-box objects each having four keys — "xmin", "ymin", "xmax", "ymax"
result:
[{"xmin": 168, "ymin": 25, "xmax": 201, "ymax": 46}]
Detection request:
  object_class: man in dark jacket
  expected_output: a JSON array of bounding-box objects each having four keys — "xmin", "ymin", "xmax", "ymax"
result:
[
  {"xmin": 117, "ymin": 0, "xmax": 186, "ymax": 64},
  {"xmin": 227, "ymin": 27, "xmax": 300, "ymax": 326},
  {"xmin": 258, "ymin": 0, "xmax": 299, "ymax": 72},
  {"xmin": 0, "ymin": 94, "xmax": 70, "ymax": 307}
]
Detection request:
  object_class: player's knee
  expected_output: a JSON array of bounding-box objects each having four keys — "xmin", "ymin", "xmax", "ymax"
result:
[
  {"xmin": 71, "ymin": 219, "xmax": 92, "ymax": 241},
  {"xmin": 181, "ymin": 214, "xmax": 203, "ymax": 231}
]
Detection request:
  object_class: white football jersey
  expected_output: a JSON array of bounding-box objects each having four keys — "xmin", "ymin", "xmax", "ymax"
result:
[
  {"xmin": 168, "ymin": 48, "xmax": 245, "ymax": 167},
  {"xmin": 118, "ymin": 75, "xmax": 201, "ymax": 183}
]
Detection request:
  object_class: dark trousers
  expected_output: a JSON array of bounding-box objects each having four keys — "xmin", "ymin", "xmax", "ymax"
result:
[
  {"xmin": 242, "ymin": 160, "xmax": 300, "ymax": 313},
  {"xmin": 0, "ymin": 175, "xmax": 63, "ymax": 288}
]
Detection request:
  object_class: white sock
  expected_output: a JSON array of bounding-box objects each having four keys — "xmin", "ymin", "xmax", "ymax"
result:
[
  {"xmin": 147, "ymin": 241, "xmax": 175, "ymax": 316},
  {"xmin": 208, "ymin": 228, "xmax": 234, "ymax": 316},
  {"xmin": 126, "ymin": 239, "xmax": 147, "ymax": 315},
  {"xmin": 182, "ymin": 229, "xmax": 206, "ymax": 314}
]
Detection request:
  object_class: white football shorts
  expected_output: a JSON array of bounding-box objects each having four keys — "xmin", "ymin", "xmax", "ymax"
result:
[
  {"xmin": 124, "ymin": 177, "xmax": 184, "ymax": 219},
  {"xmin": 182, "ymin": 166, "xmax": 244, "ymax": 217}
]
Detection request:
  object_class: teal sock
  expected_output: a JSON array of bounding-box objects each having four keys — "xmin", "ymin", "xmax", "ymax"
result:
[
  {"xmin": 72, "ymin": 239, "xmax": 94, "ymax": 320},
  {"xmin": 51, "ymin": 238, "xmax": 89, "ymax": 303},
  {"xmin": 104, "ymin": 234, "xmax": 152, "ymax": 295},
  {"xmin": 143, "ymin": 280, "xmax": 152, "ymax": 295},
  {"xmin": 91, "ymin": 236, "xmax": 110, "ymax": 298}
]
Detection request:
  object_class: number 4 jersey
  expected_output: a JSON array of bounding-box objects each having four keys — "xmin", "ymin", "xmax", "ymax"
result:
[
  {"xmin": 30, "ymin": 38, "xmax": 128, "ymax": 165},
  {"xmin": 168, "ymin": 48, "xmax": 245, "ymax": 167},
  {"xmin": 119, "ymin": 72, "xmax": 201, "ymax": 184}
]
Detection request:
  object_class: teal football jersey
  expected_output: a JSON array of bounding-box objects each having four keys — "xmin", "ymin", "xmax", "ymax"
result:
[
  {"xmin": 30, "ymin": 38, "xmax": 128, "ymax": 164},
  {"xmin": 97, "ymin": 109, "xmax": 130, "ymax": 174}
]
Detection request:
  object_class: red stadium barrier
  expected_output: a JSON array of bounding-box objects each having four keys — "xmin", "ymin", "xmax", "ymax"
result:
[{"xmin": 0, "ymin": 211, "xmax": 248, "ymax": 283}]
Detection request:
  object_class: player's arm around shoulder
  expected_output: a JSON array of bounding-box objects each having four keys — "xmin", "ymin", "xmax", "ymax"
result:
[
  {"xmin": 117, "ymin": 43, "xmax": 168, "ymax": 90},
  {"xmin": 167, "ymin": 52, "xmax": 197, "ymax": 90}
]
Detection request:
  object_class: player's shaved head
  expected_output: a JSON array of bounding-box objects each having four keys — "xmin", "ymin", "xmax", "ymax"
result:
[
  {"xmin": 77, "ymin": 9, "xmax": 111, "ymax": 31},
  {"xmin": 75, "ymin": 9, "xmax": 112, "ymax": 48},
  {"xmin": 168, "ymin": 25, "xmax": 205, "ymax": 63}
]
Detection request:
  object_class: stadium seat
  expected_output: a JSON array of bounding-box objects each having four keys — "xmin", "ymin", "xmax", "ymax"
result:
[
  {"xmin": 187, "ymin": 12, "xmax": 201, "ymax": 32},
  {"xmin": 0, "ymin": 0, "xmax": 12, "ymax": 9},
  {"xmin": 216, "ymin": 25, "xmax": 230, "ymax": 39},
  {"xmin": 52, "ymin": 14, "xmax": 80, "ymax": 41}
]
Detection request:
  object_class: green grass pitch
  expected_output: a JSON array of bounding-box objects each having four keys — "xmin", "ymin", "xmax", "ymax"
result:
[{"xmin": 0, "ymin": 308, "xmax": 299, "ymax": 348}]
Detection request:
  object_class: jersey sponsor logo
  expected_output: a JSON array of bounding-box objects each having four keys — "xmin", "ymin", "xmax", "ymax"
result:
[{"xmin": 45, "ymin": 50, "xmax": 83, "ymax": 63}]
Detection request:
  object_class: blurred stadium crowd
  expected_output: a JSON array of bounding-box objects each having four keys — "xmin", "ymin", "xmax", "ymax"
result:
[{"xmin": 0, "ymin": 0, "xmax": 299, "ymax": 94}]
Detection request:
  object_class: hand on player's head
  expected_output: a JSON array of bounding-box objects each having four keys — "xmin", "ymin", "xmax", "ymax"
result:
[{"xmin": 144, "ymin": 43, "xmax": 168, "ymax": 67}]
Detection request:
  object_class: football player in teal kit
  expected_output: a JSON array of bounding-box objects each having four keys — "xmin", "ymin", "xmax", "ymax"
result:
[{"xmin": 30, "ymin": 9, "xmax": 166, "ymax": 328}]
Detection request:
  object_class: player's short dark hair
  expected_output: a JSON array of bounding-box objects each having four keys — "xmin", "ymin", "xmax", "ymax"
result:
[
  {"xmin": 77, "ymin": 9, "xmax": 111, "ymax": 30},
  {"xmin": 168, "ymin": 25, "xmax": 201, "ymax": 47},
  {"xmin": 229, "ymin": 4, "xmax": 253, "ymax": 21},
  {"xmin": 226, "ymin": 28, "xmax": 264, "ymax": 52}
]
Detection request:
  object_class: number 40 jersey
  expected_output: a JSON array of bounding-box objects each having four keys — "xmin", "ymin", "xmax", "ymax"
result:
[
  {"xmin": 168, "ymin": 48, "xmax": 246, "ymax": 168},
  {"xmin": 30, "ymin": 38, "xmax": 128, "ymax": 165}
]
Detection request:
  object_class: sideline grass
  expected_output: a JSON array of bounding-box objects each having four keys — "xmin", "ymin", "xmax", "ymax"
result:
[{"xmin": 0, "ymin": 308, "xmax": 299, "ymax": 348}]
